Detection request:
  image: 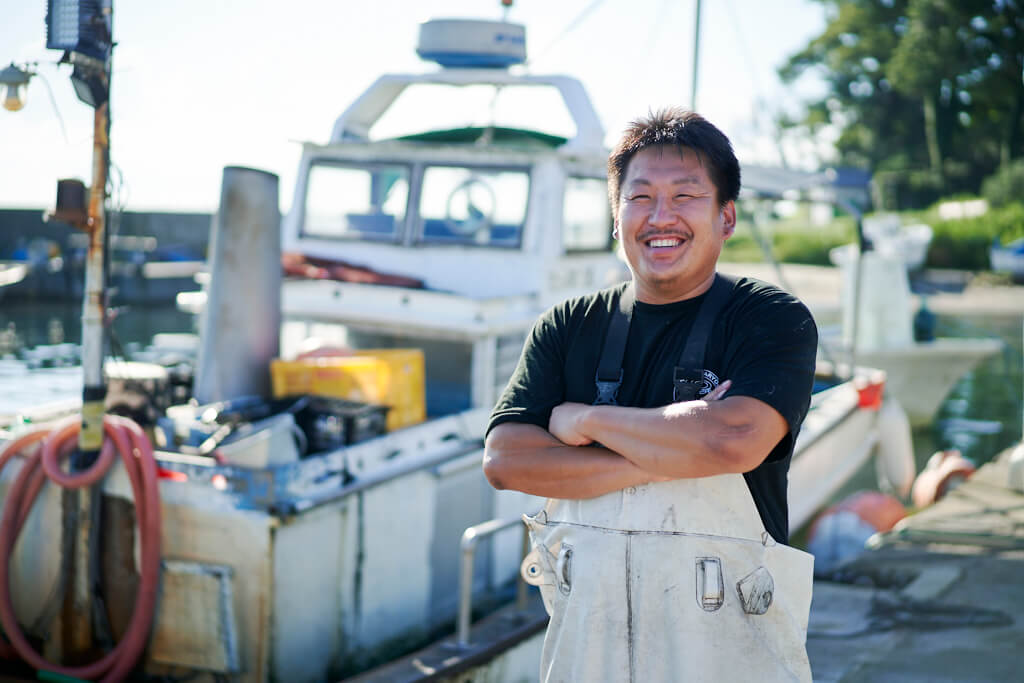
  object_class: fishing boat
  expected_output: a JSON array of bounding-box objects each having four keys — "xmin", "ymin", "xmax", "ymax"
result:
[
  {"xmin": 732, "ymin": 184, "xmax": 1003, "ymax": 428},
  {"xmin": 990, "ymin": 236, "xmax": 1024, "ymax": 283},
  {"xmin": 0, "ymin": 12, "xmax": 914, "ymax": 682},
  {"xmin": 1, "ymin": 233, "xmax": 204, "ymax": 305},
  {"xmin": 823, "ymin": 236, "xmax": 1002, "ymax": 428},
  {"xmin": 0, "ymin": 260, "xmax": 29, "ymax": 301}
]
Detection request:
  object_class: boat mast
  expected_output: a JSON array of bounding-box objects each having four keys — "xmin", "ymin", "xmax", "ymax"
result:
[{"xmin": 691, "ymin": 0, "xmax": 701, "ymax": 110}]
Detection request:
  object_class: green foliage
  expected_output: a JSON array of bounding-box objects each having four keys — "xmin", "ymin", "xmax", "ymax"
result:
[
  {"xmin": 981, "ymin": 161, "xmax": 1024, "ymax": 209},
  {"xmin": 927, "ymin": 202, "xmax": 1024, "ymax": 270},
  {"xmin": 873, "ymin": 169, "xmax": 945, "ymax": 210},
  {"xmin": 772, "ymin": 219, "xmax": 857, "ymax": 265},
  {"xmin": 726, "ymin": 199, "xmax": 1024, "ymax": 271},
  {"xmin": 720, "ymin": 230, "xmax": 764, "ymax": 262},
  {"xmin": 724, "ymin": 214, "xmax": 857, "ymax": 266},
  {"xmin": 780, "ymin": 0, "xmax": 1024, "ymax": 208}
]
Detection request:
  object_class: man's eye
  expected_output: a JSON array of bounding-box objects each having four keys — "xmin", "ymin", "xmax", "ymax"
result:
[{"xmin": 629, "ymin": 194, "xmax": 650, "ymax": 201}]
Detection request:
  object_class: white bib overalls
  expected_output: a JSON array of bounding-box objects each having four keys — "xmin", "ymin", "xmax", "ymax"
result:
[
  {"xmin": 522, "ymin": 475, "xmax": 814, "ymax": 682},
  {"xmin": 521, "ymin": 276, "xmax": 814, "ymax": 681}
]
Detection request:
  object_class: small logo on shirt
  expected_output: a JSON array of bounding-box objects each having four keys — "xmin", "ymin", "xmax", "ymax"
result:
[{"xmin": 697, "ymin": 369, "xmax": 720, "ymax": 397}]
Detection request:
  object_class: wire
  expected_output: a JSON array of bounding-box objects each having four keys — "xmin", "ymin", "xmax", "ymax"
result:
[
  {"xmin": 29, "ymin": 68, "xmax": 71, "ymax": 146},
  {"xmin": 525, "ymin": 0, "xmax": 609, "ymax": 68},
  {"xmin": 722, "ymin": 0, "xmax": 791, "ymax": 167}
]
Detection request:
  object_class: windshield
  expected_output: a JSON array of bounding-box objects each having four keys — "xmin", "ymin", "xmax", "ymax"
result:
[
  {"xmin": 418, "ymin": 165, "xmax": 529, "ymax": 247},
  {"xmin": 301, "ymin": 160, "xmax": 529, "ymax": 248},
  {"xmin": 303, "ymin": 162, "xmax": 410, "ymax": 241}
]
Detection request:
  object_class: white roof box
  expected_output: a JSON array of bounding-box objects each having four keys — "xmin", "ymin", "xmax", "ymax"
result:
[{"xmin": 417, "ymin": 19, "xmax": 526, "ymax": 68}]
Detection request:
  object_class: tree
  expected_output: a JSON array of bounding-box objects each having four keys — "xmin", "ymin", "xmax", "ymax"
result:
[{"xmin": 780, "ymin": 0, "xmax": 1024, "ymax": 208}]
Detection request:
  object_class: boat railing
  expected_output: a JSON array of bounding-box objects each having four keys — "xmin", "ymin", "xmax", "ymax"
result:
[{"xmin": 457, "ymin": 516, "xmax": 530, "ymax": 649}]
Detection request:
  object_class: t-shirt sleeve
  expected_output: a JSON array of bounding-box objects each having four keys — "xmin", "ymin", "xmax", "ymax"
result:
[
  {"xmin": 722, "ymin": 290, "xmax": 818, "ymax": 462},
  {"xmin": 486, "ymin": 305, "xmax": 568, "ymax": 436}
]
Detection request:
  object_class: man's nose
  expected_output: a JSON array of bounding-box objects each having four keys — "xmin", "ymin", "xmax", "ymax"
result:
[{"xmin": 648, "ymin": 196, "xmax": 676, "ymax": 227}]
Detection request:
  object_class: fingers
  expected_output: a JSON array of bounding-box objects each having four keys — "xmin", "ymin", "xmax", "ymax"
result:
[{"xmin": 704, "ymin": 379, "xmax": 732, "ymax": 401}]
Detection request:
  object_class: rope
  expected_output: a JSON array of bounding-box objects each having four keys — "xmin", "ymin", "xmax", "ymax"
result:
[{"xmin": 0, "ymin": 415, "xmax": 162, "ymax": 682}]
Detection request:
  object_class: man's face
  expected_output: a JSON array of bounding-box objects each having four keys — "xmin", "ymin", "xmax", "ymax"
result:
[{"xmin": 616, "ymin": 145, "xmax": 736, "ymax": 304}]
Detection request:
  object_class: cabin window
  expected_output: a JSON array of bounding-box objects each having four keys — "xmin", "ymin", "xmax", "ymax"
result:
[
  {"xmin": 303, "ymin": 162, "xmax": 410, "ymax": 241},
  {"xmin": 563, "ymin": 177, "xmax": 612, "ymax": 252},
  {"xmin": 418, "ymin": 166, "xmax": 528, "ymax": 247}
]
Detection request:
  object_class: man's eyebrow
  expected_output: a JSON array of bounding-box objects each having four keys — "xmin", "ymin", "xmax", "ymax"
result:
[{"xmin": 626, "ymin": 176, "xmax": 703, "ymax": 186}]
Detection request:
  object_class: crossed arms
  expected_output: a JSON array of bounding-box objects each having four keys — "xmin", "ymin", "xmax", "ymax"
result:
[{"xmin": 482, "ymin": 380, "xmax": 790, "ymax": 499}]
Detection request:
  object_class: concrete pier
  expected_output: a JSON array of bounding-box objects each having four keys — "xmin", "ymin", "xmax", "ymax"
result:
[{"xmin": 807, "ymin": 445, "xmax": 1024, "ymax": 682}]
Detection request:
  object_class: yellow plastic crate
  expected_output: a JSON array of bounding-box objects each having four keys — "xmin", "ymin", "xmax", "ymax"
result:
[{"xmin": 271, "ymin": 349, "xmax": 426, "ymax": 432}]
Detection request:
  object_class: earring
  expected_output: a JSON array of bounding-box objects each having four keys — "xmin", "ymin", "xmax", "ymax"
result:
[{"xmin": 612, "ymin": 228, "xmax": 619, "ymax": 240}]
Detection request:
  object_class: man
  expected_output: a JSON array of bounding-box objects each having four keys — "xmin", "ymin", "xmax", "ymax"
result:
[{"xmin": 483, "ymin": 108, "xmax": 817, "ymax": 681}]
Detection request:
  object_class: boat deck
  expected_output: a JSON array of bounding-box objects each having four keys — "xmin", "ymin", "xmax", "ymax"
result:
[{"xmin": 807, "ymin": 444, "xmax": 1024, "ymax": 682}]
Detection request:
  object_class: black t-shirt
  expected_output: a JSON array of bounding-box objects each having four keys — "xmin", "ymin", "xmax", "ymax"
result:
[{"xmin": 487, "ymin": 276, "xmax": 818, "ymax": 544}]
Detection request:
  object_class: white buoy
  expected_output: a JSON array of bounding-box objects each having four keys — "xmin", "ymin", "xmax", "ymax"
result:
[{"xmin": 873, "ymin": 397, "xmax": 916, "ymax": 498}]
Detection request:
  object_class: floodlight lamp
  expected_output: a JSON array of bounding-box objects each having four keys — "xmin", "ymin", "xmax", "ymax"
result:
[
  {"xmin": 0, "ymin": 63, "xmax": 32, "ymax": 112},
  {"xmin": 46, "ymin": 0, "xmax": 109, "ymax": 63}
]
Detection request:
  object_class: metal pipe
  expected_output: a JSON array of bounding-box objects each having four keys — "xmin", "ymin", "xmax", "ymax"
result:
[
  {"xmin": 836, "ymin": 198, "xmax": 865, "ymax": 378},
  {"xmin": 194, "ymin": 167, "xmax": 281, "ymax": 404},
  {"xmin": 516, "ymin": 522, "xmax": 529, "ymax": 611},
  {"xmin": 691, "ymin": 0, "xmax": 702, "ymax": 110},
  {"xmin": 75, "ymin": 100, "xmax": 109, "ymax": 465},
  {"xmin": 456, "ymin": 516, "xmax": 527, "ymax": 650}
]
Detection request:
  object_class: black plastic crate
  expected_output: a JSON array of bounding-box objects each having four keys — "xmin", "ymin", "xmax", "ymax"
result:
[{"xmin": 290, "ymin": 396, "xmax": 390, "ymax": 453}]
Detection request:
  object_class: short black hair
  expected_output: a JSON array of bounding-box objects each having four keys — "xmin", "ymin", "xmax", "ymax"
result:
[{"xmin": 607, "ymin": 107, "xmax": 741, "ymax": 215}]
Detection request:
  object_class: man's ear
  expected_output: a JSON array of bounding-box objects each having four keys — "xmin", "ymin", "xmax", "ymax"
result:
[{"xmin": 721, "ymin": 201, "xmax": 737, "ymax": 239}]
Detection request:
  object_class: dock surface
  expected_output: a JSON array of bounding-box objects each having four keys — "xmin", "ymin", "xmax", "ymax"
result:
[{"xmin": 806, "ymin": 446, "xmax": 1024, "ymax": 682}]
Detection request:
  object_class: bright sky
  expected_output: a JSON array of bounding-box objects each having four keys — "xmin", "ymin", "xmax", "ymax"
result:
[{"xmin": 0, "ymin": 0, "xmax": 828, "ymax": 212}]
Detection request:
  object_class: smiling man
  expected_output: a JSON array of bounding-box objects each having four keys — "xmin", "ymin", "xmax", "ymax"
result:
[{"xmin": 483, "ymin": 108, "xmax": 818, "ymax": 682}]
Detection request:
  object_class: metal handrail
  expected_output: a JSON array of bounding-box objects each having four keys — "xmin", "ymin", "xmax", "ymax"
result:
[{"xmin": 456, "ymin": 516, "xmax": 530, "ymax": 650}]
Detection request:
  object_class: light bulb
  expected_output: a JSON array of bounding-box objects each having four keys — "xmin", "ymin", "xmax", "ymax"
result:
[{"xmin": 2, "ymin": 84, "xmax": 25, "ymax": 112}]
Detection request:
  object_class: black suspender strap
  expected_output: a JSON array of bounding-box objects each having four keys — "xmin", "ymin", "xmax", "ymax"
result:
[
  {"xmin": 672, "ymin": 274, "xmax": 736, "ymax": 401},
  {"xmin": 593, "ymin": 274, "xmax": 737, "ymax": 406},
  {"xmin": 593, "ymin": 283, "xmax": 634, "ymax": 405}
]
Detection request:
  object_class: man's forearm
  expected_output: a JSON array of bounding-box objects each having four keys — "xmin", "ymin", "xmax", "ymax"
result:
[
  {"xmin": 483, "ymin": 423, "xmax": 664, "ymax": 499},
  {"xmin": 555, "ymin": 396, "xmax": 786, "ymax": 479}
]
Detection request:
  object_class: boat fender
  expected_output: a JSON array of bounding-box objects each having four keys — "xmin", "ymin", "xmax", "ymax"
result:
[
  {"xmin": 873, "ymin": 398, "xmax": 915, "ymax": 498},
  {"xmin": 1008, "ymin": 443, "xmax": 1024, "ymax": 493},
  {"xmin": 806, "ymin": 491, "xmax": 907, "ymax": 575},
  {"xmin": 911, "ymin": 449, "xmax": 976, "ymax": 508}
]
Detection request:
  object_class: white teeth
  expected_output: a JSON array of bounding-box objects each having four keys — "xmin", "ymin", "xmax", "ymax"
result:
[{"xmin": 648, "ymin": 238, "xmax": 681, "ymax": 248}]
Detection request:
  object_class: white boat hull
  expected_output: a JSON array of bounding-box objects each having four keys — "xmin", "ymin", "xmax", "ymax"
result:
[{"xmin": 821, "ymin": 338, "xmax": 1003, "ymax": 427}]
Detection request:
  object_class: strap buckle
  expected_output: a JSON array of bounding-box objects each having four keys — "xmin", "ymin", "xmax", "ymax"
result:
[
  {"xmin": 594, "ymin": 369, "xmax": 623, "ymax": 406},
  {"xmin": 672, "ymin": 366, "xmax": 704, "ymax": 402}
]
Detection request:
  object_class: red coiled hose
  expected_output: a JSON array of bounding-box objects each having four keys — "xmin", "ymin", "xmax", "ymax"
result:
[{"xmin": 0, "ymin": 415, "xmax": 162, "ymax": 682}]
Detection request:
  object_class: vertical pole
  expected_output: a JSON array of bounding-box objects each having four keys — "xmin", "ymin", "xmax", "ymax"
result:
[
  {"xmin": 64, "ymin": 0, "xmax": 114, "ymax": 652},
  {"xmin": 60, "ymin": 98, "xmax": 109, "ymax": 665},
  {"xmin": 77, "ymin": 100, "xmax": 109, "ymax": 465},
  {"xmin": 691, "ymin": 0, "xmax": 701, "ymax": 111}
]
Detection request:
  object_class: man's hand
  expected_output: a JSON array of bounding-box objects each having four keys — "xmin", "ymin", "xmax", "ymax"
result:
[
  {"xmin": 548, "ymin": 402, "xmax": 594, "ymax": 446},
  {"xmin": 704, "ymin": 379, "xmax": 732, "ymax": 401}
]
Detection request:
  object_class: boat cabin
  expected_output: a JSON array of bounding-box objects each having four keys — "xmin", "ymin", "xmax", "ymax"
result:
[{"xmin": 279, "ymin": 19, "xmax": 626, "ymax": 416}]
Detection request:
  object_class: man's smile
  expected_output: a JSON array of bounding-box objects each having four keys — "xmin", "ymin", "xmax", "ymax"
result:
[{"xmin": 642, "ymin": 234, "xmax": 689, "ymax": 250}]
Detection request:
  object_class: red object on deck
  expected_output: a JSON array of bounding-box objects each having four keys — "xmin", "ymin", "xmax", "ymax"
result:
[
  {"xmin": 854, "ymin": 371, "xmax": 886, "ymax": 410},
  {"xmin": 810, "ymin": 490, "xmax": 908, "ymax": 539}
]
